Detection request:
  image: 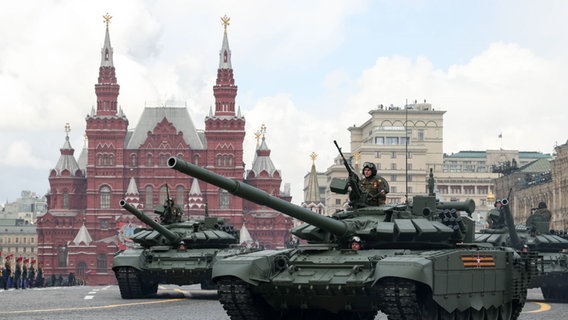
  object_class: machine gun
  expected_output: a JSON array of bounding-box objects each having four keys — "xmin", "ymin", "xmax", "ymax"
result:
[{"xmin": 333, "ymin": 140, "xmax": 364, "ymax": 207}]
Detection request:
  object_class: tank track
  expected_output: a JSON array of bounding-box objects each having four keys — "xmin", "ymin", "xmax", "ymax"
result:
[
  {"xmin": 377, "ymin": 277, "xmax": 518, "ymax": 320},
  {"xmin": 217, "ymin": 277, "xmax": 377, "ymax": 320},
  {"xmin": 115, "ymin": 267, "xmax": 158, "ymax": 299}
]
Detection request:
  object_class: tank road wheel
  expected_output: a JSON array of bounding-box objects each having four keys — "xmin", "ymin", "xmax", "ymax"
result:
[
  {"xmin": 218, "ymin": 277, "xmax": 275, "ymax": 320},
  {"xmin": 498, "ymin": 302, "xmax": 512, "ymax": 320},
  {"xmin": 510, "ymin": 293, "xmax": 526, "ymax": 320},
  {"xmin": 485, "ymin": 306, "xmax": 499, "ymax": 320},
  {"xmin": 454, "ymin": 308, "xmax": 471, "ymax": 320},
  {"xmin": 115, "ymin": 267, "xmax": 157, "ymax": 299},
  {"xmin": 470, "ymin": 308, "xmax": 486, "ymax": 320}
]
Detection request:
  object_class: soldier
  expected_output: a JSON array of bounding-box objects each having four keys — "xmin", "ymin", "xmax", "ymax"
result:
[
  {"xmin": 351, "ymin": 236, "xmax": 362, "ymax": 250},
  {"xmin": 359, "ymin": 162, "xmax": 389, "ymax": 205},
  {"xmin": 28, "ymin": 259, "xmax": 36, "ymax": 288},
  {"xmin": 22, "ymin": 258, "xmax": 28, "ymax": 289},
  {"xmin": 486, "ymin": 200, "xmax": 505, "ymax": 229},
  {"xmin": 14, "ymin": 257, "xmax": 22, "ymax": 289},
  {"xmin": 534, "ymin": 202, "xmax": 553, "ymax": 221},
  {"xmin": 3, "ymin": 254, "xmax": 13, "ymax": 289},
  {"xmin": 36, "ymin": 262, "xmax": 44, "ymax": 287}
]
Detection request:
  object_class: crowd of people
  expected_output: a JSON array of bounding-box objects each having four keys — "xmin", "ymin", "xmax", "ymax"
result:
[{"xmin": 1, "ymin": 255, "xmax": 44, "ymax": 289}]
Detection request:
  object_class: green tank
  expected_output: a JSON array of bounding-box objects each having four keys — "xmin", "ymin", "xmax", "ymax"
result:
[
  {"xmin": 476, "ymin": 199, "xmax": 568, "ymax": 302},
  {"xmin": 168, "ymin": 155, "xmax": 537, "ymax": 320},
  {"xmin": 112, "ymin": 198, "xmax": 250, "ymax": 299}
]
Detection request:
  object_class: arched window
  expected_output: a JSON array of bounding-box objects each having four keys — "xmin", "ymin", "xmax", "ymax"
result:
[
  {"xmin": 220, "ymin": 189, "xmax": 230, "ymax": 209},
  {"xmin": 217, "ymin": 155, "xmax": 222, "ymax": 166},
  {"xmin": 58, "ymin": 245, "xmax": 68, "ymax": 267},
  {"xmin": 62, "ymin": 191, "xmax": 69, "ymax": 209},
  {"xmin": 145, "ymin": 186, "xmax": 153, "ymax": 208},
  {"xmin": 109, "ymin": 154, "xmax": 114, "ymax": 166},
  {"xmin": 147, "ymin": 154, "xmax": 153, "ymax": 166},
  {"xmin": 159, "ymin": 186, "xmax": 168, "ymax": 204},
  {"xmin": 100, "ymin": 186, "xmax": 111, "ymax": 209},
  {"xmin": 97, "ymin": 254, "xmax": 107, "ymax": 273},
  {"xmin": 176, "ymin": 186, "xmax": 185, "ymax": 206},
  {"xmin": 131, "ymin": 154, "xmax": 137, "ymax": 167},
  {"xmin": 76, "ymin": 261, "xmax": 87, "ymax": 277},
  {"xmin": 97, "ymin": 154, "xmax": 103, "ymax": 166}
]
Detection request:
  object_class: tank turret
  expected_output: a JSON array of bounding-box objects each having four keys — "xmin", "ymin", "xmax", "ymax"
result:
[
  {"xmin": 120, "ymin": 199, "xmax": 181, "ymax": 244},
  {"xmin": 169, "ymin": 155, "xmax": 535, "ymax": 320}
]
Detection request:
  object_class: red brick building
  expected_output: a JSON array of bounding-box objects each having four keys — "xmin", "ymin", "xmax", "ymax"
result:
[{"xmin": 36, "ymin": 17, "xmax": 293, "ymax": 285}]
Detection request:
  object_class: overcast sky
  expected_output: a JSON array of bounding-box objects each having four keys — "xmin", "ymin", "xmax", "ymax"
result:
[{"xmin": 1, "ymin": 0, "xmax": 567, "ymax": 205}]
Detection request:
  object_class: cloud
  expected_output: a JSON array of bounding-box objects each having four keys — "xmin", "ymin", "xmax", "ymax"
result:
[{"xmin": 1, "ymin": 140, "xmax": 51, "ymax": 169}]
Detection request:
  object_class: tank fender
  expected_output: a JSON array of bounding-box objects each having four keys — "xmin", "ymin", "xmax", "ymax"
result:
[
  {"xmin": 372, "ymin": 256, "xmax": 433, "ymax": 289},
  {"xmin": 112, "ymin": 248, "xmax": 145, "ymax": 271},
  {"xmin": 212, "ymin": 249, "xmax": 295, "ymax": 286}
]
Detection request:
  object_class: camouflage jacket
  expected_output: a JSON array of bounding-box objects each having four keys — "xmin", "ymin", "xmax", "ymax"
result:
[{"xmin": 359, "ymin": 176, "xmax": 388, "ymax": 205}]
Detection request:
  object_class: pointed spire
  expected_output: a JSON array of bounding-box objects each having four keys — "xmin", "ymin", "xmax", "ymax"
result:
[
  {"xmin": 73, "ymin": 223, "xmax": 93, "ymax": 246},
  {"xmin": 125, "ymin": 177, "xmax": 141, "ymax": 208},
  {"xmin": 219, "ymin": 15, "xmax": 233, "ymax": 69},
  {"xmin": 100, "ymin": 13, "xmax": 114, "ymax": 68},
  {"xmin": 77, "ymin": 133, "xmax": 88, "ymax": 171},
  {"xmin": 95, "ymin": 12, "xmax": 120, "ymax": 116},
  {"xmin": 304, "ymin": 152, "xmax": 322, "ymax": 203},
  {"xmin": 186, "ymin": 178, "xmax": 204, "ymax": 210},
  {"xmin": 249, "ymin": 125, "xmax": 278, "ymax": 177},
  {"xmin": 54, "ymin": 123, "xmax": 82, "ymax": 176},
  {"xmin": 239, "ymin": 222, "xmax": 254, "ymax": 245},
  {"xmin": 213, "ymin": 15, "xmax": 237, "ymax": 117}
]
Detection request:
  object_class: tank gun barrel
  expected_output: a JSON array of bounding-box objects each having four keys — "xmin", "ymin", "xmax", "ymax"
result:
[
  {"xmin": 119, "ymin": 199, "xmax": 182, "ymax": 244},
  {"xmin": 436, "ymin": 199, "xmax": 476, "ymax": 215},
  {"xmin": 501, "ymin": 199, "xmax": 522, "ymax": 249},
  {"xmin": 167, "ymin": 157, "xmax": 349, "ymax": 237}
]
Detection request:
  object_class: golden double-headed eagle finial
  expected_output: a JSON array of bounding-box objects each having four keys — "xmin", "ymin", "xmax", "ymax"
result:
[
  {"xmin": 310, "ymin": 152, "xmax": 318, "ymax": 164},
  {"xmin": 221, "ymin": 15, "xmax": 230, "ymax": 32},
  {"xmin": 103, "ymin": 13, "xmax": 112, "ymax": 29}
]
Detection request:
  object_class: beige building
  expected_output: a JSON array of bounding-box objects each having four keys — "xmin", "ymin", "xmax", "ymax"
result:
[{"xmin": 0, "ymin": 222, "xmax": 38, "ymax": 260}]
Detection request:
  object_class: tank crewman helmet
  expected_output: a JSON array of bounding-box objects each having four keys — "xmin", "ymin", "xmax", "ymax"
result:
[
  {"xmin": 362, "ymin": 162, "xmax": 377, "ymax": 177},
  {"xmin": 494, "ymin": 200, "xmax": 502, "ymax": 207},
  {"xmin": 538, "ymin": 201, "xmax": 547, "ymax": 209},
  {"xmin": 352, "ymin": 236, "xmax": 361, "ymax": 243}
]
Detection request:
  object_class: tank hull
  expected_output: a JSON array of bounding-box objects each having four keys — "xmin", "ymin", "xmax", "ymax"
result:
[
  {"xmin": 113, "ymin": 246, "xmax": 250, "ymax": 298},
  {"xmin": 213, "ymin": 245, "xmax": 530, "ymax": 319},
  {"xmin": 531, "ymin": 251, "xmax": 568, "ymax": 301}
]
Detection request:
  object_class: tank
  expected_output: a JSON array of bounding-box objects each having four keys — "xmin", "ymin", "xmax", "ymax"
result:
[
  {"xmin": 168, "ymin": 155, "xmax": 537, "ymax": 320},
  {"xmin": 112, "ymin": 198, "xmax": 251, "ymax": 299},
  {"xmin": 476, "ymin": 198, "xmax": 568, "ymax": 302}
]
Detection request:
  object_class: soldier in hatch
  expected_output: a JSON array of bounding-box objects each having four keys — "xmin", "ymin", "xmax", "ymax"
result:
[{"xmin": 359, "ymin": 162, "xmax": 388, "ymax": 205}]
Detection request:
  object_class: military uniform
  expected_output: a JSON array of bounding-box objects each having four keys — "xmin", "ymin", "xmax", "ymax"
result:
[
  {"xmin": 22, "ymin": 258, "xmax": 28, "ymax": 289},
  {"xmin": 3, "ymin": 254, "xmax": 13, "ymax": 289},
  {"xmin": 14, "ymin": 257, "xmax": 22, "ymax": 289},
  {"xmin": 534, "ymin": 207, "xmax": 552, "ymax": 221},
  {"xmin": 36, "ymin": 263, "xmax": 44, "ymax": 287},
  {"xmin": 359, "ymin": 176, "xmax": 388, "ymax": 205},
  {"xmin": 28, "ymin": 260, "xmax": 36, "ymax": 288}
]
